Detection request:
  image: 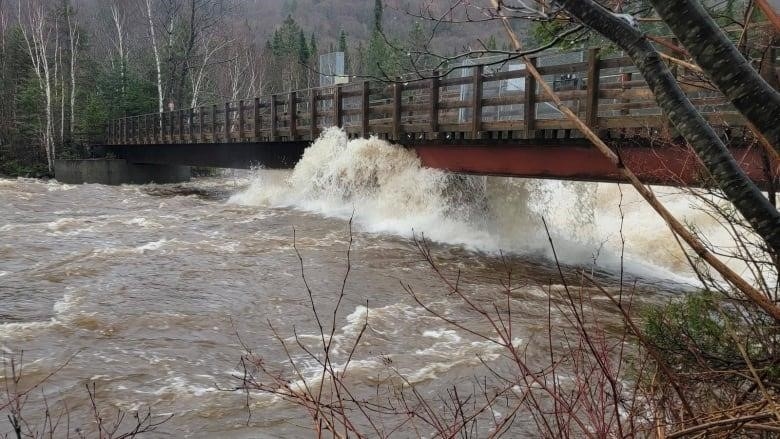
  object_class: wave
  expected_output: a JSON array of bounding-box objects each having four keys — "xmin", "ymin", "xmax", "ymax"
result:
[{"xmin": 228, "ymin": 128, "xmax": 737, "ymax": 281}]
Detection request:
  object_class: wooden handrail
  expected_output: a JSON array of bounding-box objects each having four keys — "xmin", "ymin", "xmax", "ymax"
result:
[{"xmin": 106, "ymin": 49, "xmax": 756, "ymax": 146}]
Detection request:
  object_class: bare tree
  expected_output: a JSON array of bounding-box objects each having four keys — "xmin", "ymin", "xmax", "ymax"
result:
[
  {"xmin": 188, "ymin": 34, "xmax": 230, "ymax": 107},
  {"xmin": 648, "ymin": 0, "xmax": 780, "ymax": 157},
  {"xmin": 18, "ymin": 0, "xmax": 55, "ymax": 172},
  {"xmin": 143, "ymin": 0, "xmax": 164, "ymax": 114},
  {"xmin": 67, "ymin": 4, "xmax": 80, "ymax": 140}
]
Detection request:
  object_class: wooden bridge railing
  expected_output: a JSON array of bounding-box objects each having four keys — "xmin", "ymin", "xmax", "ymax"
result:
[{"xmin": 107, "ymin": 48, "xmax": 745, "ymax": 146}]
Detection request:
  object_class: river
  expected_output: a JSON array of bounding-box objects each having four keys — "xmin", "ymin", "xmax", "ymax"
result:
[{"xmin": 1, "ymin": 129, "xmax": 717, "ymax": 437}]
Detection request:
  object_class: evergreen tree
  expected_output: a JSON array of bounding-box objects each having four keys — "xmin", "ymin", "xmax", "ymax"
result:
[
  {"xmin": 298, "ymin": 29, "xmax": 309, "ymax": 64},
  {"xmin": 374, "ymin": 0, "xmax": 383, "ymax": 32},
  {"xmin": 338, "ymin": 29, "xmax": 348, "ymax": 75},
  {"xmin": 309, "ymin": 33, "xmax": 318, "ymax": 62}
]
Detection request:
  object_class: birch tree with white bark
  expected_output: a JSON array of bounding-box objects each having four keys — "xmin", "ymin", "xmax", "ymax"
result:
[
  {"xmin": 18, "ymin": 0, "xmax": 56, "ymax": 172},
  {"xmin": 143, "ymin": 0, "xmax": 164, "ymax": 114},
  {"xmin": 67, "ymin": 6, "xmax": 79, "ymax": 141}
]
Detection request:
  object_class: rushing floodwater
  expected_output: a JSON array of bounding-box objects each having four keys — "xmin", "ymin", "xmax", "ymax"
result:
[{"xmin": 0, "ymin": 130, "xmax": 724, "ymax": 437}]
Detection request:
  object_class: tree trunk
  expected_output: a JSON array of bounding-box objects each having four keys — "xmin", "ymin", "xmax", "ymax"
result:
[
  {"xmin": 559, "ymin": 0, "xmax": 780, "ymax": 258},
  {"xmin": 68, "ymin": 12, "xmax": 78, "ymax": 141},
  {"xmin": 648, "ymin": 0, "xmax": 780, "ymax": 154},
  {"xmin": 145, "ymin": 0, "xmax": 164, "ymax": 115}
]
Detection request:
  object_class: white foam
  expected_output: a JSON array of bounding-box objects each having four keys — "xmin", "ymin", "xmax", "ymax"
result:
[
  {"xmin": 228, "ymin": 128, "xmax": 749, "ymax": 281},
  {"xmin": 122, "ymin": 217, "xmax": 160, "ymax": 228},
  {"xmin": 0, "ymin": 320, "xmax": 57, "ymax": 338},
  {"xmin": 135, "ymin": 239, "xmax": 168, "ymax": 252}
]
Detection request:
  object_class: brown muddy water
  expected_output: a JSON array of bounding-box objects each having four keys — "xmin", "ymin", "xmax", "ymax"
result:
[{"xmin": 1, "ymin": 131, "xmax": 714, "ymax": 437}]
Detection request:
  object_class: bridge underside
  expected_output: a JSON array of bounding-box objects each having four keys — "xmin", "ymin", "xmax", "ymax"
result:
[
  {"xmin": 107, "ymin": 141, "xmax": 311, "ymax": 170},
  {"xmin": 106, "ymin": 139, "xmax": 777, "ymax": 190}
]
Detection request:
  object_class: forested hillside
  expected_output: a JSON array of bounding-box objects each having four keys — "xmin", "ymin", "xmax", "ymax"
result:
[{"xmin": 0, "ymin": 0, "xmax": 524, "ymax": 177}]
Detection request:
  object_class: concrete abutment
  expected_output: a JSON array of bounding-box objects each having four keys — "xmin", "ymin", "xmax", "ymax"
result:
[{"xmin": 54, "ymin": 159, "xmax": 190, "ymax": 185}]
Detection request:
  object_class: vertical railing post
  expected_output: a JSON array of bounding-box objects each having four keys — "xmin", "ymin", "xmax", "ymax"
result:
[
  {"xmin": 133, "ymin": 117, "xmax": 138, "ymax": 143},
  {"xmin": 168, "ymin": 112, "xmax": 174, "ymax": 143},
  {"xmin": 392, "ymin": 82, "xmax": 402, "ymax": 141},
  {"xmin": 178, "ymin": 110, "xmax": 184, "ymax": 142},
  {"xmin": 211, "ymin": 105, "xmax": 217, "ymax": 143},
  {"xmin": 158, "ymin": 114, "xmax": 164, "ymax": 143},
  {"xmin": 153, "ymin": 114, "xmax": 159, "ymax": 143},
  {"xmin": 165, "ymin": 111, "xmax": 175, "ymax": 143},
  {"xmin": 334, "ymin": 86, "xmax": 343, "ymax": 128},
  {"xmin": 309, "ymin": 92, "xmax": 317, "ymax": 140},
  {"xmin": 270, "ymin": 94, "xmax": 278, "ymax": 141},
  {"xmin": 199, "ymin": 106, "xmax": 205, "ymax": 143},
  {"xmin": 471, "ymin": 65, "xmax": 483, "ymax": 139},
  {"xmin": 166, "ymin": 112, "xmax": 171, "ymax": 143},
  {"xmin": 361, "ymin": 81, "xmax": 370, "ymax": 138},
  {"xmin": 143, "ymin": 115, "xmax": 149, "ymax": 144},
  {"xmin": 524, "ymin": 57, "xmax": 537, "ymax": 138},
  {"xmin": 289, "ymin": 91, "xmax": 297, "ymax": 140},
  {"xmin": 148, "ymin": 115, "xmax": 153, "ymax": 144},
  {"xmin": 586, "ymin": 47, "xmax": 601, "ymax": 129},
  {"xmin": 161, "ymin": 112, "xmax": 166, "ymax": 143},
  {"xmin": 620, "ymin": 71, "xmax": 632, "ymax": 116},
  {"xmin": 224, "ymin": 102, "xmax": 231, "ymax": 142},
  {"xmin": 238, "ymin": 100, "xmax": 245, "ymax": 141},
  {"xmin": 429, "ymin": 71, "xmax": 440, "ymax": 138},
  {"xmin": 254, "ymin": 98, "xmax": 261, "ymax": 139},
  {"xmin": 188, "ymin": 108, "xmax": 194, "ymax": 142}
]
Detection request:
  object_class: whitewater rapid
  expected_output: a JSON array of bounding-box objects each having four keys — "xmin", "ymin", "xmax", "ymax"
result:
[{"xmin": 229, "ymin": 128, "xmax": 732, "ymax": 282}]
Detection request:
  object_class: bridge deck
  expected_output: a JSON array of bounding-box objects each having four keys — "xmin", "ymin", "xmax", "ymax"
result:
[{"xmin": 106, "ymin": 48, "xmax": 778, "ymax": 189}]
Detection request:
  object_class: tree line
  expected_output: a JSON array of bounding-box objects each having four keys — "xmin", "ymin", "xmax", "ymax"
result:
[{"xmin": 0, "ymin": 0, "xmax": 427, "ymax": 177}]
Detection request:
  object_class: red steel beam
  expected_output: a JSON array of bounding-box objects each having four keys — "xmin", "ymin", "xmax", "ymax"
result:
[{"xmin": 413, "ymin": 141, "xmax": 778, "ymax": 190}]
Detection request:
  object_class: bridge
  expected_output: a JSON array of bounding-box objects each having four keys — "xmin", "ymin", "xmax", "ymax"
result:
[{"xmin": 104, "ymin": 48, "xmax": 778, "ymax": 190}]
